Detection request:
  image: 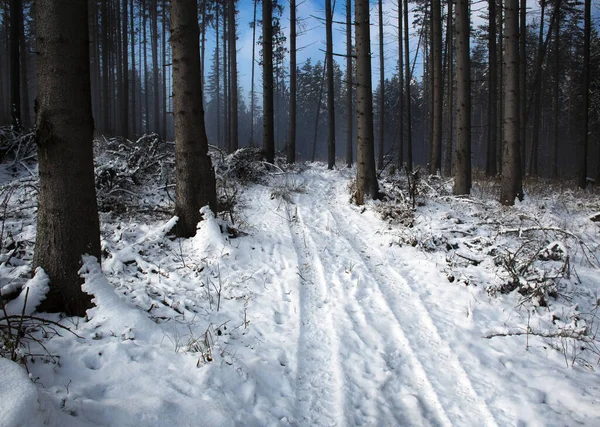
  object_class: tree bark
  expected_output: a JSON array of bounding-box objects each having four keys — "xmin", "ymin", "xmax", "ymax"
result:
[
  {"xmin": 170, "ymin": 0, "xmax": 217, "ymax": 237},
  {"xmin": 326, "ymin": 0, "xmax": 336, "ymax": 169},
  {"xmin": 579, "ymin": 0, "xmax": 590, "ymax": 188},
  {"xmin": 288, "ymin": 0, "xmax": 297, "ymax": 163},
  {"xmin": 500, "ymin": 0, "xmax": 522, "ymax": 205},
  {"xmin": 355, "ymin": 0, "xmax": 378, "ymax": 204},
  {"xmin": 519, "ymin": 0, "xmax": 526, "ymax": 175},
  {"xmin": 34, "ymin": 0, "xmax": 100, "ymax": 315},
  {"xmin": 443, "ymin": 0, "xmax": 453, "ymax": 176},
  {"xmin": 551, "ymin": 0, "xmax": 560, "ymax": 178},
  {"xmin": 130, "ymin": 0, "xmax": 136, "ymax": 136},
  {"xmin": 346, "ymin": 0, "xmax": 353, "ymax": 167},
  {"xmin": 122, "ymin": 0, "xmax": 130, "ymax": 138},
  {"xmin": 430, "ymin": 0, "xmax": 443, "ymax": 174},
  {"xmin": 453, "ymin": 0, "xmax": 471, "ymax": 195},
  {"xmin": 529, "ymin": 0, "xmax": 545, "ymax": 175},
  {"xmin": 228, "ymin": 0, "xmax": 238, "ymax": 152},
  {"xmin": 486, "ymin": 0, "xmax": 498, "ymax": 176},
  {"xmin": 10, "ymin": 0, "xmax": 21, "ymax": 129},
  {"xmin": 250, "ymin": 0, "xmax": 257, "ymax": 147},
  {"xmin": 262, "ymin": 0, "xmax": 275, "ymax": 162},
  {"xmin": 403, "ymin": 0, "xmax": 412, "ymax": 171},
  {"xmin": 377, "ymin": 0, "xmax": 384, "ymax": 170},
  {"xmin": 151, "ymin": 0, "xmax": 160, "ymax": 135},
  {"xmin": 397, "ymin": 0, "xmax": 403, "ymax": 169}
]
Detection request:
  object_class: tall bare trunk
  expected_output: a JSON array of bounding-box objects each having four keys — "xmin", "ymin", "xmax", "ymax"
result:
[
  {"xmin": 443, "ymin": 0, "xmax": 453, "ymax": 176},
  {"xmin": 355, "ymin": 0, "xmax": 378, "ymax": 204},
  {"xmin": 228, "ymin": 0, "xmax": 238, "ymax": 152},
  {"xmin": 122, "ymin": 0, "xmax": 129, "ymax": 138},
  {"xmin": 453, "ymin": 0, "xmax": 471, "ymax": 195},
  {"xmin": 529, "ymin": 0, "xmax": 545, "ymax": 175},
  {"xmin": 377, "ymin": 0, "xmax": 384, "ymax": 170},
  {"xmin": 486, "ymin": 0, "xmax": 498, "ymax": 176},
  {"xmin": 288, "ymin": 0, "xmax": 297, "ymax": 163},
  {"xmin": 162, "ymin": 0, "xmax": 167, "ymax": 138},
  {"xmin": 500, "ymin": 0, "xmax": 522, "ymax": 205},
  {"xmin": 34, "ymin": 0, "xmax": 100, "ymax": 315},
  {"xmin": 579, "ymin": 0, "xmax": 590, "ymax": 188},
  {"xmin": 250, "ymin": 0, "xmax": 257, "ymax": 146},
  {"xmin": 170, "ymin": 0, "xmax": 217, "ymax": 237},
  {"xmin": 326, "ymin": 0, "xmax": 336, "ymax": 169},
  {"xmin": 262, "ymin": 0, "xmax": 274, "ymax": 162},
  {"xmin": 403, "ymin": 0, "xmax": 412, "ymax": 171},
  {"xmin": 130, "ymin": 0, "xmax": 136, "ymax": 136},
  {"xmin": 10, "ymin": 0, "xmax": 21, "ymax": 129},
  {"xmin": 519, "ymin": 0, "xmax": 526, "ymax": 175},
  {"xmin": 347, "ymin": 0, "xmax": 353, "ymax": 167},
  {"xmin": 430, "ymin": 0, "xmax": 443, "ymax": 174},
  {"xmin": 151, "ymin": 0, "xmax": 160, "ymax": 135},
  {"xmin": 551, "ymin": 0, "xmax": 560, "ymax": 178}
]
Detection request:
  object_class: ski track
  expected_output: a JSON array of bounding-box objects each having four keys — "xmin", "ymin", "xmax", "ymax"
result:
[
  {"xmin": 284, "ymin": 170, "xmax": 498, "ymax": 427},
  {"xmin": 286, "ymin": 200, "xmax": 346, "ymax": 426}
]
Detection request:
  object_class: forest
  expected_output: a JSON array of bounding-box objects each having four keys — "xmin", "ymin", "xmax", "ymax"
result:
[{"xmin": 1, "ymin": 0, "xmax": 600, "ymax": 426}]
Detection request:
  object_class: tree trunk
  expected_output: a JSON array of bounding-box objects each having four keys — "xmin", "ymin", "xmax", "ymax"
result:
[
  {"xmin": 443, "ymin": 0, "xmax": 453, "ymax": 176},
  {"xmin": 377, "ymin": 0, "xmax": 384, "ymax": 170},
  {"xmin": 326, "ymin": 0, "xmax": 336, "ymax": 169},
  {"xmin": 143, "ymin": 4, "xmax": 149, "ymax": 133},
  {"xmin": 223, "ymin": 5, "xmax": 229, "ymax": 150},
  {"xmin": 355, "ymin": 0, "xmax": 378, "ymax": 204},
  {"xmin": 500, "ymin": 0, "xmax": 522, "ymax": 205},
  {"xmin": 529, "ymin": 0, "xmax": 545, "ymax": 175},
  {"xmin": 10, "ymin": 0, "xmax": 21, "ymax": 129},
  {"xmin": 397, "ymin": 0, "xmax": 403, "ymax": 169},
  {"xmin": 228, "ymin": 0, "xmax": 238, "ymax": 152},
  {"xmin": 347, "ymin": 0, "xmax": 353, "ymax": 167},
  {"xmin": 17, "ymin": 0, "xmax": 30, "ymax": 128},
  {"xmin": 122, "ymin": 0, "xmax": 129, "ymax": 138},
  {"xmin": 486, "ymin": 0, "xmax": 497, "ymax": 176},
  {"xmin": 579, "ymin": 0, "xmax": 590, "ymax": 188},
  {"xmin": 453, "ymin": 0, "xmax": 471, "ymax": 195},
  {"xmin": 403, "ymin": 0, "xmax": 412, "ymax": 171},
  {"xmin": 430, "ymin": 0, "xmax": 443, "ymax": 175},
  {"xmin": 551, "ymin": 0, "xmax": 560, "ymax": 178},
  {"xmin": 288, "ymin": 0, "xmax": 297, "ymax": 163},
  {"xmin": 262, "ymin": 0, "xmax": 275, "ymax": 162},
  {"xmin": 34, "ymin": 0, "xmax": 100, "ymax": 316},
  {"xmin": 519, "ymin": 0, "xmax": 526, "ymax": 176},
  {"xmin": 151, "ymin": 0, "xmax": 160, "ymax": 135},
  {"xmin": 170, "ymin": 0, "xmax": 217, "ymax": 237},
  {"xmin": 162, "ymin": 0, "xmax": 167, "ymax": 139},
  {"xmin": 216, "ymin": 4, "xmax": 221, "ymax": 147},
  {"xmin": 496, "ymin": 0, "xmax": 503, "ymax": 174},
  {"xmin": 130, "ymin": 0, "xmax": 136, "ymax": 136},
  {"xmin": 250, "ymin": 0, "xmax": 257, "ymax": 147}
]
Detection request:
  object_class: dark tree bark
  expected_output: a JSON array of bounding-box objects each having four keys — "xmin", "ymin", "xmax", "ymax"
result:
[
  {"xmin": 122, "ymin": 0, "xmax": 130, "ymax": 138},
  {"xmin": 579, "ymin": 0, "xmax": 590, "ymax": 188},
  {"xmin": 10, "ymin": 0, "xmax": 22, "ymax": 129},
  {"xmin": 430, "ymin": 0, "xmax": 443, "ymax": 174},
  {"xmin": 216, "ymin": 4, "xmax": 221, "ymax": 147},
  {"xmin": 143, "ymin": 3, "xmax": 149, "ymax": 133},
  {"xmin": 443, "ymin": 0, "xmax": 453, "ymax": 176},
  {"xmin": 377, "ymin": 0, "xmax": 384, "ymax": 170},
  {"xmin": 18, "ymin": 0, "xmax": 30, "ymax": 128},
  {"xmin": 500, "ymin": 0, "xmax": 522, "ymax": 205},
  {"xmin": 519, "ymin": 0, "xmax": 526, "ymax": 175},
  {"xmin": 453, "ymin": 0, "xmax": 471, "ymax": 195},
  {"xmin": 130, "ymin": 0, "xmax": 136, "ymax": 136},
  {"xmin": 326, "ymin": 0, "xmax": 335, "ymax": 169},
  {"xmin": 551, "ymin": 0, "xmax": 560, "ymax": 179},
  {"xmin": 288, "ymin": 0, "xmax": 297, "ymax": 163},
  {"xmin": 396, "ymin": 0, "xmax": 403, "ymax": 169},
  {"xmin": 355, "ymin": 0, "xmax": 378, "ymax": 204},
  {"xmin": 262, "ymin": 0, "xmax": 275, "ymax": 162},
  {"xmin": 486, "ymin": 0, "xmax": 498, "ymax": 176},
  {"xmin": 228, "ymin": 0, "xmax": 238, "ymax": 152},
  {"xmin": 403, "ymin": 0, "xmax": 412, "ymax": 171},
  {"xmin": 170, "ymin": 0, "xmax": 217, "ymax": 237},
  {"xmin": 162, "ymin": 0, "xmax": 168, "ymax": 138},
  {"xmin": 34, "ymin": 0, "xmax": 100, "ymax": 316},
  {"xmin": 346, "ymin": 0, "xmax": 353, "ymax": 167},
  {"xmin": 223, "ymin": 4, "xmax": 229, "ymax": 150},
  {"xmin": 528, "ymin": 0, "xmax": 545, "ymax": 175},
  {"xmin": 151, "ymin": 0, "xmax": 160, "ymax": 135},
  {"xmin": 250, "ymin": 0, "xmax": 257, "ymax": 146}
]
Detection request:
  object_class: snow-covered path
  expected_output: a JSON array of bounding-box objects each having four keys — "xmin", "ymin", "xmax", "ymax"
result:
[
  {"xmin": 7, "ymin": 163, "xmax": 600, "ymax": 427},
  {"xmin": 281, "ymin": 170, "xmax": 497, "ymax": 427}
]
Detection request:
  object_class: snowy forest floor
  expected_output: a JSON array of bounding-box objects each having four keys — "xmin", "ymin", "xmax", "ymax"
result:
[{"xmin": 1, "ymin": 133, "xmax": 600, "ymax": 426}]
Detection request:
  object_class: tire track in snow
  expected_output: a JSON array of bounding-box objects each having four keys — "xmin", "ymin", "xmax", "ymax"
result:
[
  {"xmin": 285, "ymin": 202, "xmax": 345, "ymax": 426},
  {"xmin": 292, "ymin": 194, "xmax": 445, "ymax": 427},
  {"xmin": 319, "ymin": 186, "xmax": 498, "ymax": 427}
]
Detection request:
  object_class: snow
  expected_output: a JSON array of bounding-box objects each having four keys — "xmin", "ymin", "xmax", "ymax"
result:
[{"xmin": 1, "ymin": 156, "xmax": 600, "ymax": 426}]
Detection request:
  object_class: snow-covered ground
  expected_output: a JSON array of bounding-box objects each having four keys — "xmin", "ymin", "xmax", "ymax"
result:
[{"xmin": 1, "ymin": 145, "xmax": 600, "ymax": 426}]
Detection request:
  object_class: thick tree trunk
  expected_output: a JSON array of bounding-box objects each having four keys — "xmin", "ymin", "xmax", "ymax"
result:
[
  {"xmin": 579, "ymin": 0, "xmax": 590, "ymax": 188},
  {"xmin": 377, "ymin": 0, "xmax": 384, "ymax": 170},
  {"xmin": 519, "ymin": 0, "xmax": 526, "ymax": 175},
  {"xmin": 10, "ymin": 0, "xmax": 21, "ymax": 129},
  {"xmin": 250, "ymin": 0, "xmax": 257, "ymax": 147},
  {"xmin": 34, "ymin": 0, "xmax": 100, "ymax": 316},
  {"xmin": 430, "ymin": 0, "xmax": 443, "ymax": 174},
  {"xmin": 262, "ymin": 0, "xmax": 275, "ymax": 162},
  {"xmin": 500, "ymin": 0, "xmax": 522, "ymax": 205},
  {"xmin": 122, "ymin": 0, "xmax": 129, "ymax": 138},
  {"xmin": 355, "ymin": 0, "xmax": 378, "ymax": 204},
  {"xmin": 288, "ymin": 0, "xmax": 297, "ymax": 163},
  {"xmin": 216, "ymin": 4, "xmax": 221, "ymax": 147},
  {"xmin": 170, "ymin": 0, "xmax": 217, "ymax": 237},
  {"xmin": 151, "ymin": 0, "xmax": 160, "ymax": 135},
  {"xmin": 453, "ymin": 0, "xmax": 471, "ymax": 195},
  {"xmin": 326, "ymin": 0, "xmax": 336, "ymax": 169},
  {"xmin": 397, "ymin": 0, "xmax": 403, "ymax": 169},
  {"xmin": 143, "ymin": 4, "xmax": 149, "ymax": 133},
  {"xmin": 346, "ymin": 0, "xmax": 353, "ymax": 167},
  {"xmin": 486, "ymin": 0, "xmax": 498, "ymax": 176},
  {"xmin": 162, "ymin": 0, "xmax": 167, "ymax": 139},
  {"xmin": 551, "ymin": 0, "xmax": 560, "ymax": 178},
  {"xmin": 228, "ymin": 0, "xmax": 238, "ymax": 152},
  {"xmin": 443, "ymin": 0, "xmax": 453, "ymax": 176},
  {"xmin": 223, "ymin": 6, "xmax": 229, "ymax": 150}
]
